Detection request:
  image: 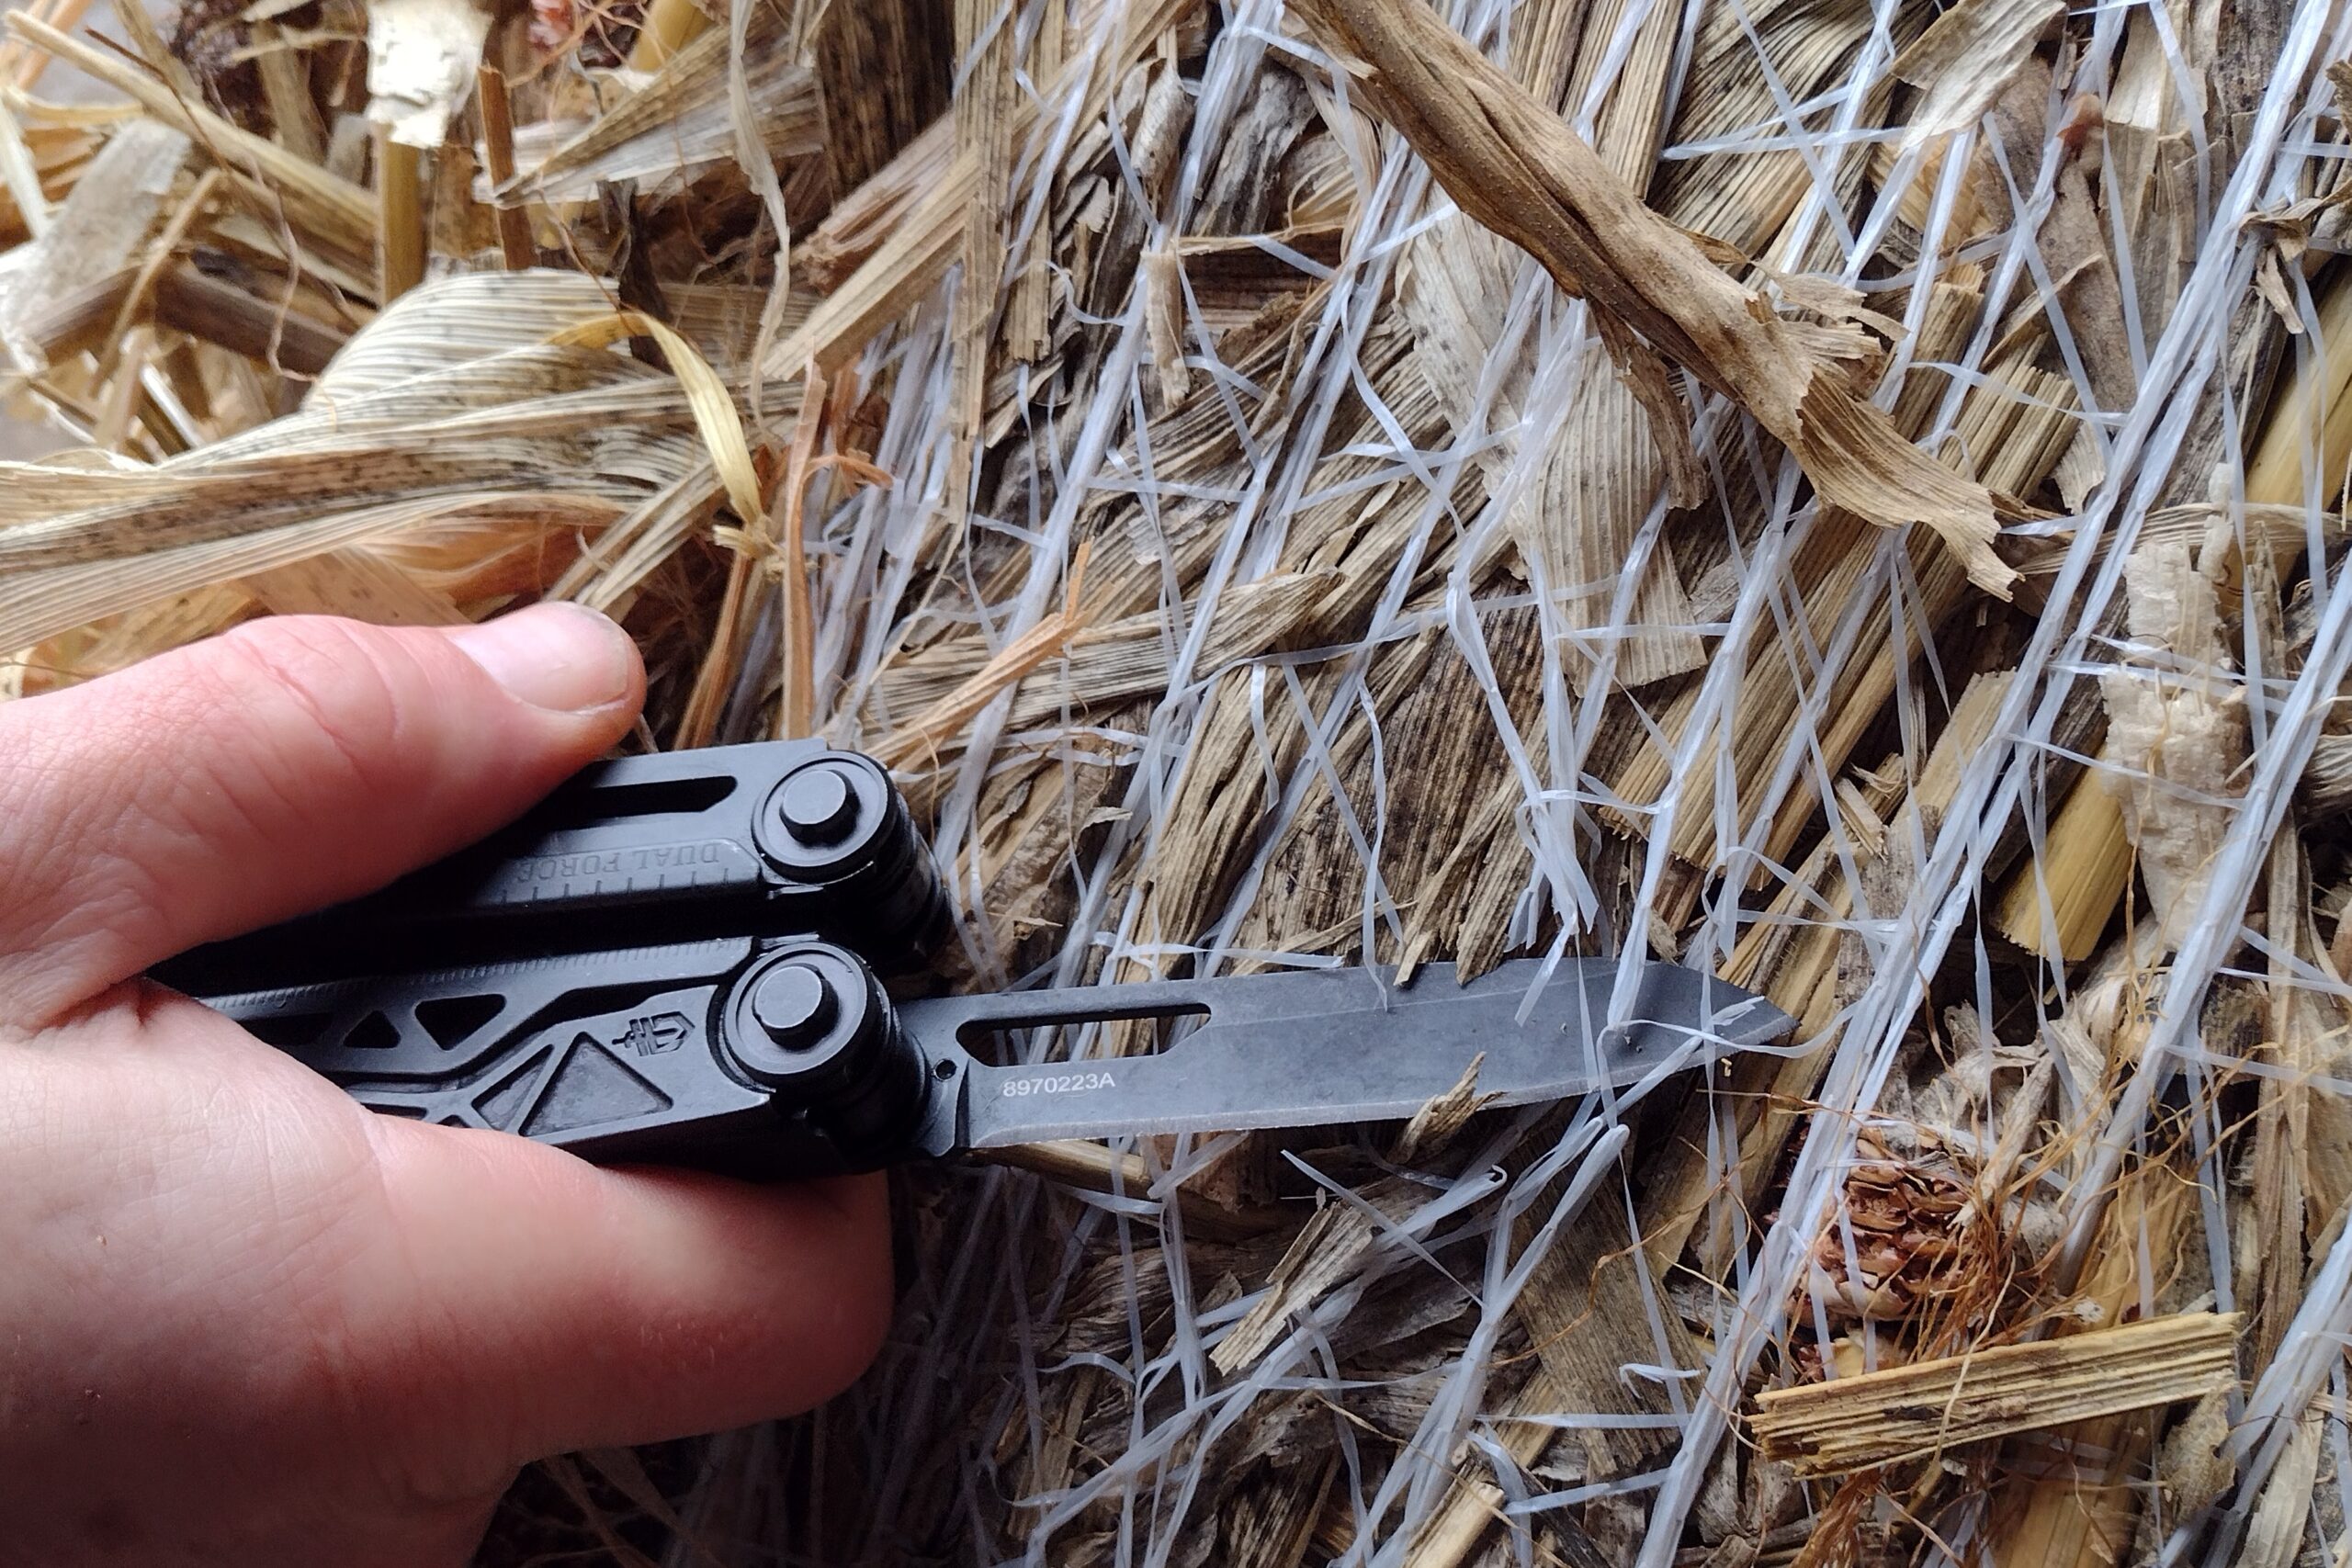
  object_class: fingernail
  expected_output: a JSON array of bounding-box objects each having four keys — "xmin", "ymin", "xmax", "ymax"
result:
[{"xmin": 443, "ymin": 604, "xmax": 637, "ymax": 715}]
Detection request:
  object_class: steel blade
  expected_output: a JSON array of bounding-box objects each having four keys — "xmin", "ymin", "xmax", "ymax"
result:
[{"xmin": 897, "ymin": 958, "xmax": 1794, "ymax": 1149}]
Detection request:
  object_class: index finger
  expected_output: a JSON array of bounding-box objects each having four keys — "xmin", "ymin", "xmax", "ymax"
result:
[{"xmin": 0, "ymin": 608, "xmax": 642, "ymax": 1027}]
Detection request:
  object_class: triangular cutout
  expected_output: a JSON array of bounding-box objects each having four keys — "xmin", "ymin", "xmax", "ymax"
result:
[
  {"xmin": 520, "ymin": 1040, "xmax": 671, "ymax": 1138},
  {"xmin": 471, "ymin": 1047, "xmax": 552, "ymax": 1132},
  {"xmin": 415, "ymin": 994, "xmax": 504, "ymax": 1049},
  {"xmin": 343, "ymin": 1011, "xmax": 399, "ymax": 1050},
  {"xmin": 244, "ymin": 1011, "xmax": 332, "ymax": 1050}
]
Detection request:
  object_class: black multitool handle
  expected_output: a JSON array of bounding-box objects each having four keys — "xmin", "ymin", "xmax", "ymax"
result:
[
  {"xmin": 153, "ymin": 739, "xmax": 947, "ymax": 995},
  {"xmin": 203, "ymin": 937, "xmax": 969, "ymax": 1180},
  {"xmin": 172, "ymin": 739, "xmax": 1799, "ymax": 1179},
  {"xmin": 168, "ymin": 739, "xmax": 964, "ymax": 1179}
]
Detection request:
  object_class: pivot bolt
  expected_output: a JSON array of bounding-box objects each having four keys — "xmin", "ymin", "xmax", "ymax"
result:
[
  {"xmin": 776, "ymin": 764, "xmax": 859, "ymax": 847},
  {"xmin": 750, "ymin": 962, "xmax": 837, "ymax": 1050}
]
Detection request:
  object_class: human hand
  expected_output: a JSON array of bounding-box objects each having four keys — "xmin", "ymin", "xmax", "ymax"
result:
[{"xmin": 0, "ymin": 609, "xmax": 892, "ymax": 1567}]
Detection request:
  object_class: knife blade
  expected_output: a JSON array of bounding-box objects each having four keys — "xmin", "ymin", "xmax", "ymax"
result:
[{"xmin": 907, "ymin": 958, "xmax": 1792, "ymax": 1148}]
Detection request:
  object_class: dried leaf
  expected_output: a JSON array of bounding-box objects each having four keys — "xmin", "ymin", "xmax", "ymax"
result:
[
  {"xmin": 1286, "ymin": 0, "xmax": 2017, "ymax": 595},
  {"xmin": 1894, "ymin": 0, "xmax": 2064, "ymax": 151},
  {"xmin": 546, "ymin": 307, "xmax": 765, "ymax": 525},
  {"xmin": 2098, "ymin": 540, "xmax": 2248, "ymax": 948}
]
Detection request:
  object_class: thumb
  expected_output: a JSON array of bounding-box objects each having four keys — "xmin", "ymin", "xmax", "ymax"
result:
[{"xmin": 0, "ymin": 607, "xmax": 643, "ymax": 1026}]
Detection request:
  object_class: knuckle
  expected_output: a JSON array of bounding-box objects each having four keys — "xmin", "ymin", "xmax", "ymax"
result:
[
  {"xmin": 0, "ymin": 688, "xmax": 163, "ymax": 994},
  {"xmin": 0, "ymin": 705, "xmax": 77, "ymax": 871},
  {"xmin": 209, "ymin": 617, "xmax": 431, "ymax": 800}
]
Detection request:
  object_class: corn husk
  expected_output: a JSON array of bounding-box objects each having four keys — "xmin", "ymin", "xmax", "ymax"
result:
[{"xmin": 1, "ymin": 0, "xmax": 2344, "ymax": 1562}]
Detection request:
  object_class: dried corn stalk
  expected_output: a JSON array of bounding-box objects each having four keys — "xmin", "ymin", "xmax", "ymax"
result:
[
  {"xmin": 0, "ymin": 0, "xmax": 2346, "ymax": 1562},
  {"xmin": 1753, "ymin": 1311, "xmax": 2241, "ymax": 1478}
]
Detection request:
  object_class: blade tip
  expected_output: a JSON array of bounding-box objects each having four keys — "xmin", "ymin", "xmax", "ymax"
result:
[{"xmin": 1732, "ymin": 997, "xmax": 1800, "ymax": 1045}]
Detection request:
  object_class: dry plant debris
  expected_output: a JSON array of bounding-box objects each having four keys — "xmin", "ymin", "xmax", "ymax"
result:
[
  {"xmin": 1752, "ymin": 1310, "xmax": 2243, "ymax": 1478},
  {"xmin": 4, "ymin": 0, "xmax": 2352, "ymax": 1562}
]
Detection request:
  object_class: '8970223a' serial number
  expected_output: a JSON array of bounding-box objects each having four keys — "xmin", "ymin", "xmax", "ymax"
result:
[{"xmin": 1001, "ymin": 1070, "xmax": 1118, "ymax": 1098}]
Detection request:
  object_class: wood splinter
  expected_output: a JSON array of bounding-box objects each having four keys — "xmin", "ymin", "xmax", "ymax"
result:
[{"xmin": 1751, "ymin": 1311, "xmax": 2242, "ymax": 1478}]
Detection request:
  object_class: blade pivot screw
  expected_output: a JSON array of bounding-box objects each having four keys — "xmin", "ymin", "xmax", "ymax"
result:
[
  {"xmin": 751, "ymin": 962, "xmax": 837, "ymax": 1050},
  {"xmin": 776, "ymin": 765, "xmax": 859, "ymax": 846}
]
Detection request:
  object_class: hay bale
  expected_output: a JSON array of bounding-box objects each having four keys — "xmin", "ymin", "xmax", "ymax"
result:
[{"xmin": 1, "ymin": 0, "xmax": 2344, "ymax": 1561}]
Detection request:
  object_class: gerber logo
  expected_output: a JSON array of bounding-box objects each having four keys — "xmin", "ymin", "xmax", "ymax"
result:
[{"xmin": 614, "ymin": 1012, "xmax": 692, "ymax": 1057}]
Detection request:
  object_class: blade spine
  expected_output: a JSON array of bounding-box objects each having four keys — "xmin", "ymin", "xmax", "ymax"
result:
[{"xmin": 962, "ymin": 1067, "xmax": 1591, "ymax": 1148}]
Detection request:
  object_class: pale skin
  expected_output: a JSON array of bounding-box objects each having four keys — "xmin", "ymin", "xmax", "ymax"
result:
[{"xmin": 0, "ymin": 606, "xmax": 894, "ymax": 1567}]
